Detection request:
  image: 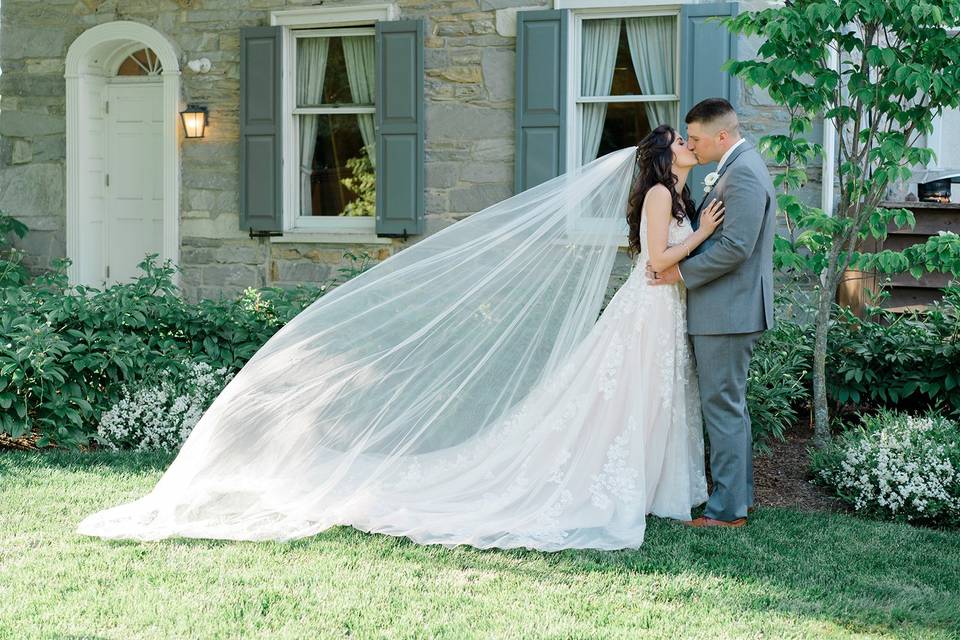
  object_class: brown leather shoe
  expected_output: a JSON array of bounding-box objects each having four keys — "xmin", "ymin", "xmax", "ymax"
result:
[{"xmin": 683, "ymin": 516, "xmax": 748, "ymax": 528}]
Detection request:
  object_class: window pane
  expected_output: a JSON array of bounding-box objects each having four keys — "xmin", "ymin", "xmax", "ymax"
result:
[
  {"xmin": 580, "ymin": 17, "xmax": 676, "ymax": 97},
  {"xmin": 296, "ymin": 35, "xmax": 375, "ymax": 107},
  {"xmin": 609, "ymin": 24, "xmax": 642, "ymax": 96},
  {"xmin": 592, "ymin": 101, "xmax": 678, "ymax": 159},
  {"xmin": 299, "ymin": 114, "xmax": 375, "ymax": 216},
  {"xmin": 117, "ymin": 48, "xmax": 162, "ymax": 76}
]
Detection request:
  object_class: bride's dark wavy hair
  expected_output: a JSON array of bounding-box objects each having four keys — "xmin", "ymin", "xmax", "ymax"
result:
[{"xmin": 626, "ymin": 124, "xmax": 696, "ymax": 258}]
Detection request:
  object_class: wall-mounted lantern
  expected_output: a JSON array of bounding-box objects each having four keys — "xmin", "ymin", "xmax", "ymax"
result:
[{"xmin": 180, "ymin": 104, "xmax": 208, "ymax": 139}]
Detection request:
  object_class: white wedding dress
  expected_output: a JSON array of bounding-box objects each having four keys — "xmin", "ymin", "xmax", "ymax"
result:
[
  {"xmin": 354, "ymin": 212, "xmax": 708, "ymax": 550},
  {"xmin": 77, "ymin": 148, "xmax": 706, "ymax": 552}
]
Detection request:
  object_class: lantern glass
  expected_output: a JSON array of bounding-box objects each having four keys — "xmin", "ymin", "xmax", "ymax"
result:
[{"xmin": 180, "ymin": 106, "xmax": 207, "ymax": 138}]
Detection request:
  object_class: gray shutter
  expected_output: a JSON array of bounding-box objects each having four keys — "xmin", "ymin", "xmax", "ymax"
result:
[
  {"xmin": 515, "ymin": 9, "xmax": 568, "ymax": 193},
  {"xmin": 239, "ymin": 26, "xmax": 283, "ymax": 233},
  {"xmin": 375, "ymin": 19, "xmax": 425, "ymax": 238},
  {"xmin": 681, "ymin": 2, "xmax": 739, "ymax": 192}
]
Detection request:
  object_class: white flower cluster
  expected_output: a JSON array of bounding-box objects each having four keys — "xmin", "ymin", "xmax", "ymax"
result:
[
  {"xmin": 818, "ymin": 413, "xmax": 960, "ymax": 522},
  {"xmin": 97, "ymin": 361, "xmax": 234, "ymax": 452}
]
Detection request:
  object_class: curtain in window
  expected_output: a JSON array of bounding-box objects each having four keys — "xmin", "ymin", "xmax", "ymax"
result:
[
  {"xmin": 342, "ymin": 35, "xmax": 377, "ymax": 167},
  {"xmin": 580, "ymin": 19, "xmax": 620, "ymax": 164},
  {"xmin": 297, "ymin": 38, "xmax": 330, "ymax": 214},
  {"xmin": 625, "ymin": 17, "xmax": 676, "ymax": 129}
]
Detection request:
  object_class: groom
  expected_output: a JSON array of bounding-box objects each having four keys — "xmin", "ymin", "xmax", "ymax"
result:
[{"xmin": 648, "ymin": 98, "xmax": 776, "ymax": 527}]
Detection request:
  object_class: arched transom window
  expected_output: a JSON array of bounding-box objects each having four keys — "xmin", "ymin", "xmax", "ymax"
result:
[{"xmin": 116, "ymin": 48, "xmax": 163, "ymax": 76}]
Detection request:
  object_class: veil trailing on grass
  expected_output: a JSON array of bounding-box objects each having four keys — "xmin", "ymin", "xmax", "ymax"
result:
[{"xmin": 77, "ymin": 146, "xmax": 640, "ymax": 547}]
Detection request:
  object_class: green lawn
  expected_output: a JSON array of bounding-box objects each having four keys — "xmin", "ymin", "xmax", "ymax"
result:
[{"xmin": 1, "ymin": 451, "xmax": 958, "ymax": 640}]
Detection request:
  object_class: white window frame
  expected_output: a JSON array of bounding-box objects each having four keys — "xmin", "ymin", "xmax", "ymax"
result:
[
  {"xmin": 927, "ymin": 27, "xmax": 960, "ymax": 175},
  {"xmin": 565, "ymin": 6, "xmax": 681, "ymax": 245},
  {"xmin": 557, "ymin": 0, "xmax": 681, "ymax": 7},
  {"xmin": 567, "ymin": 7, "xmax": 681, "ymax": 172},
  {"xmin": 271, "ymin": 5, "xmax": 397, "ymax": 244}
]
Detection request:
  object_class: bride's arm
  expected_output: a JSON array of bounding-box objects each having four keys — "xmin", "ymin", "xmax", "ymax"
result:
[{"xmin": 644, "ymin": 186, "xmax": 724, "ymax": 272}]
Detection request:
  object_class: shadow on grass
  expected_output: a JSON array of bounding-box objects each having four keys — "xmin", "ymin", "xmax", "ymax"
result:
[
  {"xmin": 350, "ymin": 510, "xmax": 960, "ymax": 637},
  {"xmin": 6, "ymin": 449, "xmax": 960, "ymax": 637},
  {"xmin": 1, "ymin": 448, "xmax": 176, "ymax": 474}
]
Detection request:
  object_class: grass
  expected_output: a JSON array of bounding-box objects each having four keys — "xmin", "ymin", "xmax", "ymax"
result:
[{"xmin": 1, "ymin": 450, "xmax": 959, "ymax": 639}]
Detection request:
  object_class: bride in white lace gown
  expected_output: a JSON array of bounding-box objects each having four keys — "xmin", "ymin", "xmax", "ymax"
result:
[
  {"xmin": 356, "ymin": 126, "xmax": 723, "ymax": 550},
  {"xmin": 77, "ymin": 126, "xmax": 724, "ymax": 551}
]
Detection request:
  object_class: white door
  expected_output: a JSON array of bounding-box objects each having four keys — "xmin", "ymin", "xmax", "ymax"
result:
[{"xmin": 104, "ymin": 82, "xmax": 164, "ymax": 285}]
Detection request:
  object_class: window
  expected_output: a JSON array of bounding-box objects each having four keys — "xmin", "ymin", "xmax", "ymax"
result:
[
  {"xmin": 116, "ymin": 48, "xmax": 163, "ymax": 76},
  {"xmin": 573, "ymin": 11, "xmax": 680, "ymax": 167},
  {"xmin": 922, "ymin": 27, "xmax": 960, "ymax": 199},
  {"xmin": 293, "ymin": 27, "xmax": 376, "ymax": 220},
  {"xmin": 274, "ymin": 3, "xmax": 397, "ymax": 237}
]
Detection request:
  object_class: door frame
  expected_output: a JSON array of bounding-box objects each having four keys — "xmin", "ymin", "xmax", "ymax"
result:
[{"xmin": 65, "ymin": 21, "xmax": 181, "ymax": 288}]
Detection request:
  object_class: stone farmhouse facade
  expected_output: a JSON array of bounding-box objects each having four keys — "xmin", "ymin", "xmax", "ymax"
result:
[{"xmin": 0, "ymin": 0, "xmax": 827, "ymax": 301}]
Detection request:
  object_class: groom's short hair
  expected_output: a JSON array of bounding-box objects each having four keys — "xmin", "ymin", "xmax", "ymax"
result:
[{"xmin": 685, "ymin": 98, "xmax": 740, "ymax": 135}]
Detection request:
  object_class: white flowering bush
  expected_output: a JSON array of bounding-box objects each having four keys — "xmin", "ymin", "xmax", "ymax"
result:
[
  {"xmin": 95, "ymin": 361, "xmax": 234, "ymax": 452},
  {"xmin": 812, "ymin": 411, "xmax": 960, "ymax": 527}
]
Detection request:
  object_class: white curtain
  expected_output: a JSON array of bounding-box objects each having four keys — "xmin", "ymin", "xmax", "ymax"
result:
[
  {"xmin": 580, "ymin": 19, "xmax": 621, "ymax": 164},
  {"xmin": 625, "ymin": 17, "xmax": 676, "ymax": 129},
  {"xmin": 297, "ymin": 38, "xmax": 330, "ymax": 215},
  {"xmin": 342, "ymin": 35, "xmax": 377, "ymax": 167}
]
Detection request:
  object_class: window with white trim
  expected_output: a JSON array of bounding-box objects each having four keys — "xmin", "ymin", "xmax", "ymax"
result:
[
  {"xmin": 274, "ymin": 4, "xmax": 396, "ymax": 235},
  {"xmin": 571, "ymin": 9, "xmax": 680, "ymax": 168},
  {"xmin": 292, "ymin": 27, "xmax": 376, "ymax": 221}
]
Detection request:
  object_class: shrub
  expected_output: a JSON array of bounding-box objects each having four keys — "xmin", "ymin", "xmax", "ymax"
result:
[
  {"xmin": 827, "ymin": 287, "xmax": 960, "ymax": 417},
  {"xmin": 0, "ymin": 231, "xmax": 376, "ymax": 447},
  {"xmin": 811, "ymin": 410, "xmax": 960, "ymax": 527},
  {"xmin": 0, "ymin": 212, "xmax": 28, "ymax": 288},
  {"xmin": 96, "ymin": 361, "xmax": 234, "ymax": 452},
  {"xmin": 748, "ymin": 319, "xmax": 811, "ymax": 451}
]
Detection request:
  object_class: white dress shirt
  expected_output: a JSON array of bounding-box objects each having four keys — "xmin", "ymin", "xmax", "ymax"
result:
[{"xmin": 717, "ymin": 137, "xmax": 746, "ymax": 173}]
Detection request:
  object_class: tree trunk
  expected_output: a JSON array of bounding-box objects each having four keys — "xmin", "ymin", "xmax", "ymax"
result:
[{"xmin": 812, "ymin": 244, "xmax": 842, "ymax": 449}]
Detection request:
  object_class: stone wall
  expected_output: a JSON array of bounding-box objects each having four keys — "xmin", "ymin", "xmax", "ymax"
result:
[{"xmin": 0, "ymin": 0, "xmax": 810, "ymax": 302}]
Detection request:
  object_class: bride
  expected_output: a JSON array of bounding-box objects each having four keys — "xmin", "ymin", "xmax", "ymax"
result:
[{"xmin": 77, "ymin": 125, "xmax": 725, "ymax": 551}]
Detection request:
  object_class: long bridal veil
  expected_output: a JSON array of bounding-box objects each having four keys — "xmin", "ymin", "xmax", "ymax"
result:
[{"xmin": 77, "ymin": 146, "xmax": 640, "ymax": 547}]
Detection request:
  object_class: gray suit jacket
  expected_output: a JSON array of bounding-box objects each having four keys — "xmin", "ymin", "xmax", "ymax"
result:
[{"xmin": 680, "ymin": 141, "xmax": 776, "ymax": 336}]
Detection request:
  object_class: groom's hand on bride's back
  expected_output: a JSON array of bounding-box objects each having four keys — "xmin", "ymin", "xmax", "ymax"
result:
[{"xmin": 646, "ymin": 262, "xmax": 681, "ymax": 286}]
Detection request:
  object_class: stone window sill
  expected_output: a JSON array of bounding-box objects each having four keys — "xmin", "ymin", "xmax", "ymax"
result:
[{"xmin": 271, "ymin": 230, "xmax": 394, "ymax": 245}]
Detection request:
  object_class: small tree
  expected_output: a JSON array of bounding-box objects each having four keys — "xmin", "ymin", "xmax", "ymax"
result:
[{"xmin": 726, "ymin": 0, "xmax": 960, "ymax": 446}]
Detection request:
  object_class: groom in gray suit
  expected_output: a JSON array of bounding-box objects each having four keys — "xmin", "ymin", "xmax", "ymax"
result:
[{"xmin": 649, "ymin": 98, "xmax": 776, "ymax": 527}]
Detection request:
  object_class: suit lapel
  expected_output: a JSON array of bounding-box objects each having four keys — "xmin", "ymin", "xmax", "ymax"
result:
[{"xmin": 694, "ymin": 141, "xmax": 753, "ymax": 215}]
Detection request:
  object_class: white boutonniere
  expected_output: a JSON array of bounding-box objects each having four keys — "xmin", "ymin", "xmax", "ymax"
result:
[{"xmin": 703, "ymin": 171, "xmax": 720, "ymax": 194}]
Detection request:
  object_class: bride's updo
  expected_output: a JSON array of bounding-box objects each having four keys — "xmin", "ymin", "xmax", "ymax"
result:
[{"xmin": 626, "ymin": 124, "xmax": 696, "ymax": 258}]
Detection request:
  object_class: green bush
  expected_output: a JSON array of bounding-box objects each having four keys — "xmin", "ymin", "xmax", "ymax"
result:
[
  {"xmin": 827, "ymin": 287, "xmax": 960, "ymax": 417},
  {"xmin": 0, "ymin": 212, "xmax": 29, "ymax": 288},
  {"xmin": 743, "ymin": 283, "xmax": 960, "ymax": 448},
  {"xmin": 747, "ymin": 319, "xmax": 811, "ymax": 451},
  {"xmin": 811, "ymin": 410, "xmax": 960, "ymax": 527},
  {"xmin": 0, "ymin": 247, "xmax": 370, "ymax": 448},
  {"xmin": 4, "ymin": 202, "xmax": 955, "ymax": 452}
]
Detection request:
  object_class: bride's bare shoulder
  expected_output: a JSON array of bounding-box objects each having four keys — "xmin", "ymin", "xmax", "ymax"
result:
[{"xmin": 642, "ymin": 184, "xmax": 672, "ymax": 214}]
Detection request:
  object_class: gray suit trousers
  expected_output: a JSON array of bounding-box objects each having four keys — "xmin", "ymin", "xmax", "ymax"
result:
[{"xmin": 691, "ymin": 331, "xmax": 762, "ymax": 521}]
